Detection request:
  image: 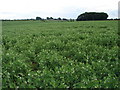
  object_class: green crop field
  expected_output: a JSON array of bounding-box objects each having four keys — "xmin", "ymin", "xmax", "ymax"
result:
[{"xmin": 2, "ymin": 20, "xmax": 120, "ymax": 88}]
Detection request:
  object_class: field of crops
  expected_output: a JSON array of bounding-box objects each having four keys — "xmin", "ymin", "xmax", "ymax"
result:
[{"xmin": 2, "ymin": 20, "xmax": 120, "ymax": 88}]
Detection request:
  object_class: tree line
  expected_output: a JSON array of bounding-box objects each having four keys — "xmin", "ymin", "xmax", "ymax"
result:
[
  {"xmin": 36, "ymin": 17, "xmax": 74, "ymax": 21},
  {"xmin": 1, "ymin": 12, "xmax": 120, "ymax": 21}
]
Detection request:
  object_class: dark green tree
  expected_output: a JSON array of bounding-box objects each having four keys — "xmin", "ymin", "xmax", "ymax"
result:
[
  {"xmin": 50, "ymin": 17, "xmax": 53, "ymax": 19},
  {"xmin": 76, "ymin": 12, "xmax": 108, "ymax": 21},
  {"xmin": 36, "ymin": 17, "xmax": 42, "ymax": 20},
  {"xmin": 58, "ymin": 17, "xmax": 61, "ymax": 20},
  {"xmin": 46, "ymin": 17, "xmax": 53, "ymax": 20},
  {"xmin": 46, "ymin": 17, "xmax": 50, "ymax": 20}
]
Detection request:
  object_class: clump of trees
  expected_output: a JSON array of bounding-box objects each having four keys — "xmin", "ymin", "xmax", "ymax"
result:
[
  {"xmin": 36, "ymin": 17, "xmax": 75, "ymax": 21},
  {"xmin": 46, "ymin": 17, "xmax": 54, "ymax": 20},
  {"xmin": 5, "ymin": 12, "xmax": 119, "ymax": 21},
  {"xmin": 76, "ymin": 12, "xmax": 108, "ymax": 21},
  {"xmin": 36, "ymin": 17, "xmax": 42, "ymax": 20}
]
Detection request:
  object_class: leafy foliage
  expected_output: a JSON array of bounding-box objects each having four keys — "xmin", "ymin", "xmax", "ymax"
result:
[
  {"xmin": 2, "ymin": 20, "xmax": 119, "ymax": 88},
  {"xmin": 76, "ymin": 12, "xmax": 108, "ymax": 21}
]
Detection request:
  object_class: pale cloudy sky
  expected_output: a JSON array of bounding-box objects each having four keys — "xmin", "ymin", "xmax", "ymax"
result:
[{"xmin": 0, "ymin": 0, "xmax": 119, "ymax": 19}]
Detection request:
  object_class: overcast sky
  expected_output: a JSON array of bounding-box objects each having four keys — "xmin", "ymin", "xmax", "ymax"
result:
[{"xmin": 0, "ymin": 0, "xmax": 119, "ymax": 19}]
